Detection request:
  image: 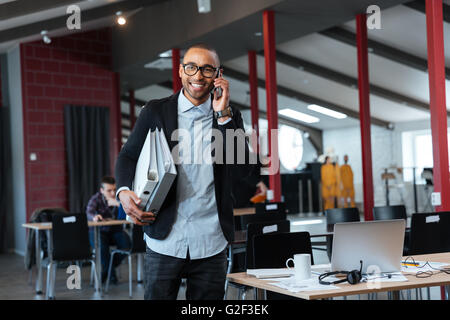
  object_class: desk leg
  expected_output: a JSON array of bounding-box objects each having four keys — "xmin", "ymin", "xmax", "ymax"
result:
[
  {"xmin": 45, "ymin": 230, "xmax": 55, "ymax": 299},
  {"xmin": 392, "ymin": 291, "xmax": 400, "ymax": 300},
  {"xmin": 137, "ymin": 253, "xmax": 143, "ymax": 283},
  {"xmin": 255, "ymin": 288, "xmax": 266, "ymax": 300},
  {"xmin": 224, "ymin": 245, "xmax": 233, "ymax": 299},
  {"xmin": 94, "ymin": 226, "xmax": 101, "ymax": 293},
  {"xmin": 35, "ymin": 230, "xmax": 43, "ymax": 294}
]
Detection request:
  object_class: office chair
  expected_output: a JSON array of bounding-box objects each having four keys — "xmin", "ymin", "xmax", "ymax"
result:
[
  {"xmin": 46, "ymin": 213, "xmax": 98, "ymax": 299},
  {"xmin": 240, "ymin": 212, "xmax": 287, "ymax": 232},
  {"xmin": 373, "ymin": 205, "xmax": 407, "ymax": 221},
  {"xmin": 252, "ymin": 231, "xmax": 314, "ymax": 299},
  {"xmin": 254, "ymin": 202, "xmax": 286, "ymax": 215},
  {"xmin": 225, "ymin": 219, "xmax": 290, "ymax": 299},
  {"xmin": 406, "ymin": 212, "xmax": 450, "ymax": 300},
  {"xmin": 105, "ymin": 224, "xmax": 146, "ymax": 298},
  {"xmin": 325, "ymin": 207, "xmax": 360, "ymax": 261}
]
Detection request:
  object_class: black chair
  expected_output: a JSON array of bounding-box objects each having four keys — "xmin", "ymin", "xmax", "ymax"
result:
[
  {"xmin": 252, "ymin": 231, "xmax": 313, "ymax": 299},
  {"xmin": 406, "ymin": 212, "xmax": 450, "ymax": 300},
  {"xmin": 225, "ymin": 219, "xmax": 290, "ymax": 299},
  {"xmin": 325, "ymin": 208, "xmax": 361, "ymax": 261},
  {"xmin": 246, "ymin": 220, "xmax": 291, "ymax": 269},
  {"xmin": 240, "ymin": 212, "xmax": 287, "ymax": 232},
  {"xmin": 255, "ymin": 202, "xmax": 286, "ymax": 215},
  {"xmin": 231, "ymin": 212, "xmax": 287, "ymax": 277},
  {"xmin": 373, "ymin": 205, "xmax": 407, "ymax": 220},
  {"xmin": 105, "ymin": 224, "xmax": 146, "ymax": 298},
  {"xmin": 373, "ymin": 205, "xmax": 409, "ymax": 255},
  {"xmin": 46, "ymin": 213, "xmax": 98, "ymax": 299},
  {"xmin": 408, "ymin": 212, "xmax": 450, "ymax": 255}
]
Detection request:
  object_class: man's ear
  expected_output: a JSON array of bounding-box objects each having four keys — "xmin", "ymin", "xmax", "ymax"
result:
[{"xmin": 179, "ymin": 64, "xmax": 183, "ymax": 78}]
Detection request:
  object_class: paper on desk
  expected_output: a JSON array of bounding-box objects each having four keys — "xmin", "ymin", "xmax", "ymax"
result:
[
  {"xmin": 401, "ymin": 261, "xmax": 450, "ymax": 273},
  {"xmin": 364, "ymin": 272, "xmax": 408, "ymax": 283},
  {"xmin": 246, "ymin": 268, "xmax": 294, "ymax": 279},
  {"xmin": 267, "ymin": 275, "xmax": 339, "ymax": 293}
]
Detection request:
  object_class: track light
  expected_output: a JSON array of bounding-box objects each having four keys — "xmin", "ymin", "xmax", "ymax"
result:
[
  {"xmin": 41, "ymin": 30, "xmax": 51, "ymax": 44},
  {"xmin": 116, "ymin": 11, "xmax": 126, "ymax": 25}
]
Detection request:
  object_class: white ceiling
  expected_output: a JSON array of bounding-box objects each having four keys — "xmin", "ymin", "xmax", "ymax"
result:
[
  {"xmin": 343, "ymin": 5, "xmax": 450, "ymax": 66},
  {"xmin": 0, "ymin": 0, "xmax": 126, "ymax": 31},
  {"xmin": 132, "ymin": 3, "xmax": 450, "ymax": 131},
  {"xmin": 2, "ymin": 1, "xmax": 449, "ymax": 131}
]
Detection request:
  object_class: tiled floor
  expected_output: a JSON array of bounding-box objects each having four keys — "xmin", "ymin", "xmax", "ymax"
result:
[{"xmin": 0, "ymin": 212, "xmax": 444, "ymax": 300}]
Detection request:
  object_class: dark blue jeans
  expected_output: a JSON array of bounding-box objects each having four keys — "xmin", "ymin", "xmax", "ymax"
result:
[
  {"xmin": 89, "ymin": 229, "xmax": 131, "ymax": 276},
  {"xmin": 144, "ymin": 247, "xmax": 227, "ymax": 300}
]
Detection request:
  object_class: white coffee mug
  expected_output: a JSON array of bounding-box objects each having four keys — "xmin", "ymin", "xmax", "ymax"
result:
[{"xmin": 286, "ymin": 253, "xmax": 311, "ymax": 281}]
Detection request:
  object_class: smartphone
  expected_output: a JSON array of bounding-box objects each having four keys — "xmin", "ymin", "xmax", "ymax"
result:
[{"xmin": 214, "ymin": 69, "xmax": 222, "ymax": 100}]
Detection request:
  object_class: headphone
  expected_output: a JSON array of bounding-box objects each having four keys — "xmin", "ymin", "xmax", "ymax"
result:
[{"xmin": 319, "ymin": 260, "xmax": 363, "ymax": 285}]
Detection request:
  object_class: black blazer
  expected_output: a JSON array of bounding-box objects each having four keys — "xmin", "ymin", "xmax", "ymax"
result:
[{"xmin": 115, "ymin": 91, "xmax": 255, "ymax": 242}]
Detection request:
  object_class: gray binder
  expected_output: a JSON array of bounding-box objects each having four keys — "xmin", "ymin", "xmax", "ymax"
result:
[
  {"xmin": 133, "ymin": 130, "xmax": 158, "ymax": 210},
  {"xmin": 145, "ymin": 129, "xmax": 177, "ymax": 217}
]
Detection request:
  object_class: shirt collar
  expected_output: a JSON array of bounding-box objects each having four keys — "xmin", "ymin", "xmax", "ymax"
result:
[{"xmin": 178, "ymin": 89, "xmax": 212, "ymax": 115}]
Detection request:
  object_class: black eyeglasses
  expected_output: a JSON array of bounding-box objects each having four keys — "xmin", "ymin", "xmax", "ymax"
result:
[{"xmin": 182, "ymin": 63, "xmax": 220, "ymax": 78}]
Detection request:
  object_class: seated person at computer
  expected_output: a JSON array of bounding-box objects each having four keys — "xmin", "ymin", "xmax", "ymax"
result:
[{"xmin": 86, "ymin": 176, "xmax": 131, "ymax": 284}]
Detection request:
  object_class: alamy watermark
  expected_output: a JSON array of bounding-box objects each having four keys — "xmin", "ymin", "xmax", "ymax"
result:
[
  {"xmin": 165, "ymin": 124, "xmax": 280, "ymax": 174},
  {"xmin": 367, "ymin": 5, "xmax": 381, "ymax": 30},
  {"xmin": 66, "ymin": 5, "xmax": 81, "ymax": 30},
  {"xmin": 66, "ymin": 265, "xmax": 81, "ymax": 290}
]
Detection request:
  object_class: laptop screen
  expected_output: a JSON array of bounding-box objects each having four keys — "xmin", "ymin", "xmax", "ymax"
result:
[{"xmin": 331, "ymin": 219, "xmax": 406, "ymax": 273}]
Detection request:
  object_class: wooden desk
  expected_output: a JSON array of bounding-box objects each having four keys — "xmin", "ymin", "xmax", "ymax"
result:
[
  {"xmin": 233, "ymin": 207, "xmax": 256, "ymax": 216},
  {"xmin": 227, "ymin": 252, "xmax": 450, "ymax": 300},
  {"xmin": 23, "ymin": 219, "xmax": 130, "ymax": 297}
]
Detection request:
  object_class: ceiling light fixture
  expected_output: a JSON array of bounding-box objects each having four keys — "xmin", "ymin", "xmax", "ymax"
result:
[
  {"xmin": 254, "ymin": 32, "xmax": 262, "ymax": 37},
  {"xmin": 307, "ymin": 104, "xmax": 347, "ymax": 119},
  {"xmin": 197, "ymin": 0, "xmax": 211, "ymax": 13},
  {"xmin": 158, "ymin": 50, "xmax": 172, "ymax": 58},
  {"xmin": 40, "ymin": 30, "xmax": 51, "ymax": 44},
  {"xmin": 279, "ymin": 108, "xmax": 319, "ymax": 124},
  {"xmin": 116, "ymin": 11, "xmax": 126, "ymax": 25}
]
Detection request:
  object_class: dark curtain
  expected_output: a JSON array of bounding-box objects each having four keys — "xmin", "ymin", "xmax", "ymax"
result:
[
  {"xmin": 0, "ymin": 107, "xmax": 9, "ymax": 252},
  {"xmin": 64, "ymin": 105, "xmax": 110, "ymax": 213}
]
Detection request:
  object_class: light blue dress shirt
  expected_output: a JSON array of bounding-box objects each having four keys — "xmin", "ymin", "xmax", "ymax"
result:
[{"xmin": 145, "ymin": 90, "xmax": 230, "ymax": 259}]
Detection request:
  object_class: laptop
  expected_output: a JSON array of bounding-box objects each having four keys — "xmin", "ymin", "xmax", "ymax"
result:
[{"xmin": 330, "ymin": 219, "xmax": 406, "ymax": 274}]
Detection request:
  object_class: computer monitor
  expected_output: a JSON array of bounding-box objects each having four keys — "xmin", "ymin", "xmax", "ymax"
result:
[{"xmin": 331, "ymin": 219, "xmax": 406, "ymax": 273}]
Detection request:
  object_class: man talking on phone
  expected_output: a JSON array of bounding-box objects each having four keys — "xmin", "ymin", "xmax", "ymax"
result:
[{"xmin": 115, "ymin": 44, "xmax": 256, "ymax": 299}]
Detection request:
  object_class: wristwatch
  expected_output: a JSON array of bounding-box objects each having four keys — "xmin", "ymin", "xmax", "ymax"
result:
[{"xmin": 214, "ymin": 106, "xmax": 233, "ymax": 120}]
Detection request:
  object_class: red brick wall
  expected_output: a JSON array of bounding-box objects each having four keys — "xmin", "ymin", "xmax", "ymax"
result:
[{"xmin": 20, "ymin": 28, "xmax": 120, "ymax": 221}]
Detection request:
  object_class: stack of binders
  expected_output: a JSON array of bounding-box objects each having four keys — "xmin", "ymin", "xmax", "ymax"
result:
[{"xmin": 131, "ymin": 128, "xmax": 177, "ymax": 223}]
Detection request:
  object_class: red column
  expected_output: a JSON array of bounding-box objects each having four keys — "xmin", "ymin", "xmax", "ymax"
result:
[
  {"xmin": 263, "ymin": 10, "xmax": 281, "ymax": 202},
  {"xmin": 248, "ymin": 50, "xmax": 259, "ymax": 154},
  {"xmin": 172, "ymin": 48, "xmax": 182, "ymax": 93},
  {"xmin": 425, "ymin": 0, "xmax": 449, "ymax": 301},
  {"xmin": 426, "ymin": 0, "xmax": 450, "ymax": 211},
  {"xmin": 356, "ymin": 14, "xmax": 374, "ymax": 221},
  {"xmin": 129, "ymin": 89, "xmax": 136, "ymax": 129}
]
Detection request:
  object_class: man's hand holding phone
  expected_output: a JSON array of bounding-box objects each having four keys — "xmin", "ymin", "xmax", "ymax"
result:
[
  {"xmin": 118, "ymin": 190, "xmax": 156, "ymax": 226},
  {"xmin": 212, "ymin": 70, "xmax": 230, "ymax": 123}
]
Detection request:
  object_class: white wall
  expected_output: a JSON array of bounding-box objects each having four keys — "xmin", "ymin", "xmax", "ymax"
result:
[
  {"xmin": 240, "ymin": 109, "xmax": 318, "ymax": 173},
  {"xmin": 323, "ymin": 120, "xmax": 433, "ymax": 216}
]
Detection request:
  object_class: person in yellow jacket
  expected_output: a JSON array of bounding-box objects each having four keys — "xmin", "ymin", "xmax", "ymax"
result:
[
  {"xmin": 339, "ymin": 154, "xmax": 355, "ymax": 208},
  {"xmin": 334, "ymin": 157, "xmax": 341, "ymax": 207},
  {"xmin": 321, "ymin": 156, "xmax": 337, "ymax": 211}
]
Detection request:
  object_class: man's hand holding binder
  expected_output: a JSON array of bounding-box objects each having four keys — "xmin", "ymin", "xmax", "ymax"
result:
[
  {"xmin": 119, "ymin": 129, "xmax": 177, "ymax": 225},
  {"xmin": 118, "ymin": 190, "xmax": 156, "ymax": 225}
]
